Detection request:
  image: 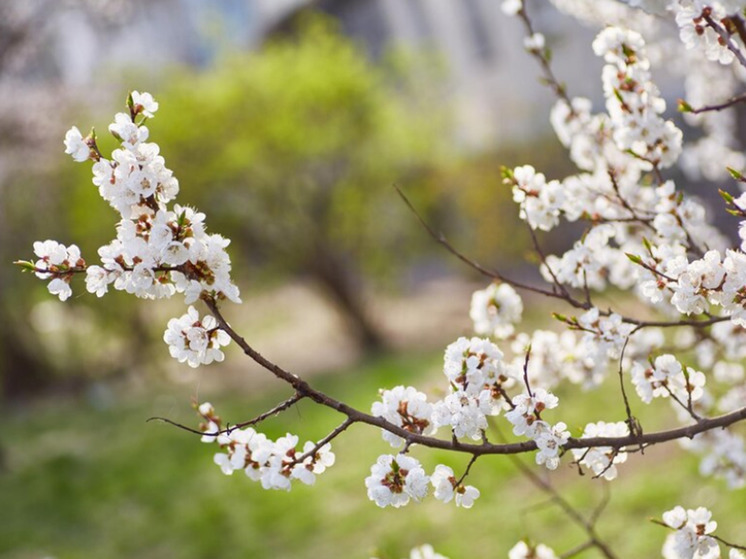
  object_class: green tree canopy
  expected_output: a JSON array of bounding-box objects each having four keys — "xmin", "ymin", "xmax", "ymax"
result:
[{"xmin": 154, "ymin": 17, "xmax": 452, "ymax": 349}]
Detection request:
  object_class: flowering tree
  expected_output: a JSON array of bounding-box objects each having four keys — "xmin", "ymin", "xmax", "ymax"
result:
[{"xmin": 15, "ymin": 0, "xmax": 746, "ymax": 557}]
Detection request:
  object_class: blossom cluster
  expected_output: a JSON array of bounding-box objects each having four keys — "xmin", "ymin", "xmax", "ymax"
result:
[
  {"xmin": 631, "ymin": 354, "xmax": 706, "ymax": 404},
  {"xmin": 30, "ymin": 240, "xmax": 85, "ymax": 301},
  {"xmin": 198, "ymin": 403, "xmax": 335, "ymax": 490},
  {"xmin": 21, "ymin": 91, "xmax": 240, "ymax": 366},
  {"xmin": 163, "ymin": 306, "xmax": 231, "ymax": 368},
  {"xmin": 364, "ymin": 454, "xmax": 480, "ymax": 509},
  {"xmin": 58, "ymin": 91, "xmax": 240, "ymax": 306},
  {"xmin": 433, "ymin": 336, "xmax": 516, "ymax": 439},
  {"xmin": 661, "ymin": 506, "xmax": 745, "ymax": 559},
  {"xmin": 594, "ymin": 26, "xmax": 683, "ymax": 169},
  {"xmin": 495, "ymin": 4, "xmax": 746, "ymax": 491},
  {"xmin": 673, "ymin": 1, "xmax": 744, "ymax": 65},
  {"xmin": 570, "ymin": 421, "xmax": 630, "ymax": 480},
  {"xmin": 469, "ymin": 282, "xmax": 523, "ymax": 339}
]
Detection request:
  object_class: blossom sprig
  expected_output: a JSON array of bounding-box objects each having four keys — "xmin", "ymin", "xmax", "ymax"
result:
[
  {"xmin": 571, "ymin": 421, "xmax": 630, "ymax": 480},
  {"xmin": 365, "ymin": 454, "xmax": 429, "ymax": 508},
  {"xmin": 432, "ymin": 336, "xmax": 518, "ymax": 441},
  {"xmin": 21, "ymin": 92, "xmax": 240, "ymax": 366},
  {"xmin": 15, "ymin": 240, "xmax": 86, "ymax": 301},
  {"xmin": 593, "ymin": 26, "xmax": 683, "ymax": 170},
  {"xmin": 505, "ymin": 164, "xmax": 565, "ymax": 232},
  {"xmin": 657, "ymin": 505, "xmax": 746, "ymax": 559},
  {"xmin": 198, "ymin": 402, "xmax": 335, "ymax": 490},
  {"xmin": 505, "ymin": 387, "xmax": 570, "ymax": 470},
  {"xmin": 430, "ymin": 464, "xmax": 480, "ymax": 508},
  {"xmin": 674, "ymin": 2, "xmax": 746, "ymax": 66},
  {"xmin": 630, "ymin": 354, "xmax": 706, "ymax": 407}
]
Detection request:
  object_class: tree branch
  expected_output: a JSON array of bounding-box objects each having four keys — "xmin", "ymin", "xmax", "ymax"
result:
[{"xmin": 200, "ymin": 296, "xmax": 746, "ymax": 458}]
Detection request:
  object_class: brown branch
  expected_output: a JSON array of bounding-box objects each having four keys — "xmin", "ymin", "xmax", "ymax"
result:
[
  {"xmin": 623, "ymin": 315, "xmax": 729, "ymax": 329},
  {"xmin": 455, "ymin": 454, "xmax": 479, "ymax": 487},
  {"xmin": 148, "ymin": 392, "xmax": 305, "ymax": 436},
  {"xmin": 201, "ymin": 296, "xmax": 746, "ymax": 458},
  {"xmin": 292, "ymin": 417, "xmax": 354, "ymax": 466},
  {"xmin": 394, "ymin": 185, "xmax": 589, "ymax": 309},
  {"xmin": 712, "ymin": 535, "xmax": 746, "ymax": 552},
  {"xmin": 522, "ymin": 346, "xmax": 534, "ymax": 398},
  {"xmin": 510, "ymin": 455, "xmax": 619, "ymax": 559},
  {"xmin": 688, "ymin": 92, "xmax": 746, "ymax": 114},
  {"xmin": 146, "ymin": 416, "xmax": 210, "ymax": 436},
  {"xmin": 616, "ymin": 333, "xmax": 642, "ymax": 441},
  {"xmin": 229, "ymin": 393, "xmax": 305, "ymax": 431},
  {"xmin": 517, "ymin": 6, "xmax": 572, "ymax": 107}
]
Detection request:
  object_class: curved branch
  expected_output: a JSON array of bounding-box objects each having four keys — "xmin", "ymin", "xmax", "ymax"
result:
[{"xmin": 202, "ymin": 296, "xmax": 746, "ymax": 458}]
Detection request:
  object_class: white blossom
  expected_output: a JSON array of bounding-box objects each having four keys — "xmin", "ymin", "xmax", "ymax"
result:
[
  {"xmin": 365, "ymin": 454, "xmax": 429, "ymax": 508},
  {"xmin": 571, "ymin": 421, "xmax": 629, "ymax": 480},
  {"xmin": 662, "ymin": 505, "xmax": 720, "ymax": 559},
  {"xmin": 163, "ymin": 306, "xmax": 231, "ymax": 367},
  {"xmin": 63, "ymin": 126, "xmax": 90, "ymax": 162},
  {"xmin": 470, "ymin": 282, "xmax": 523, "ymax": 339},
  {"xmin": 508, "ymin": 540, "xmax": 558, "ymax": 559},
  {"xmin": 372, "ymin": 386, "xmax": 434, "ymax": 447},
  {"xmin": 501, "ymin": 0, "xmax": 522, "ymax": 16},
  {"xmin": 131, "ymin": 90, "xmax": 159, "ymax": 118}
]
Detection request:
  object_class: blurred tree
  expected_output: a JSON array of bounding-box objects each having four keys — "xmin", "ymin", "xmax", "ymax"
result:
[
  {"xmin": 155, "ymin": 17, "xmax": 451, "ymax": 352},
  {"xmin": 0, "ymin": 0, "xmax": 169, "ymax": 399}
]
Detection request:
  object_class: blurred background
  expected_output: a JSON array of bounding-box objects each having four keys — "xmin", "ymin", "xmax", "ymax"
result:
[{"xmin": 2, "ymin": 1, "xmax": 740, "ymax": 558}]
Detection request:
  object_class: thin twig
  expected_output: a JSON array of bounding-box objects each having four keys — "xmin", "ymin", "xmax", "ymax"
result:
[
  {"xmin": 560, "ymin": 540, "xmax": 595, "ymax": 559},
  {"xmin": 148, "ymin": 392, "xmax": 305, "ymax": 436},
  {"xmin": 455, "ymin": 454, "xmax": 479, "ymax": 486},
  {"xmin": 712, "ymin": 535, "xmax": 746, "ymax": 552},
  {"xmin": 616, "ymin": 331, "xmax": 642, "ymax": 443},
  {"xmin": 688, "ymin": 91, "xmax": 746, "ymax": 114},
  {"xmin": 394, "ymin": 184, "xmax": 589, "ymax": 309},
  {"xmin": 292, "ymin": 417, "xmax": 354, "ymax": 466},
  {"xmin": 510, "ymin": 455, "xmax": 619, "ymax": 559}
]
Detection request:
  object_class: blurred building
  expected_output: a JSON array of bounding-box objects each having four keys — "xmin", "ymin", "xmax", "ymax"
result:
[
  {"xmin": 40, "ymin": 0, "xmax": 602, "ymax": 148},
  {"xmin": 257, "ymin": 0, "xmax": 602, "ymax": 147}
]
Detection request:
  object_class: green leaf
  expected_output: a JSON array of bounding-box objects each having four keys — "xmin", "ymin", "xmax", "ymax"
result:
[
  {"xmin": 719, "ymin": 189, "xmax": 735, "ymax": 204},
  {"xmin": 13, "ymin": 260, "xmax": 36, "ymax": 272},
  {"xmin": 677, "ymin": 99, "xmax": 693, "ymax": 113},
  {"xmin": 642, "ymin": 237, "xmax": 653, "ymax": 255},
  {"xmin": 626, "ymin": 253, "xmax": 643, "ymax": 265}
]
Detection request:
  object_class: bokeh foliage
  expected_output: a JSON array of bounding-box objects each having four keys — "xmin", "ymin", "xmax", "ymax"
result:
[
  {"xmin": 1, "ymin": 15, "xmax": 544, "ymax": 397},
  {"xmin": 153, "ymin": 17, "xmax": 453, "ymax": 349}
]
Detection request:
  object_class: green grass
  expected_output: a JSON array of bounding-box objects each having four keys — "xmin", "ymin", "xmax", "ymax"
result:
[{"xmin": 1, "ymin": 350, "xmax": 744, "ymax": 559}]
